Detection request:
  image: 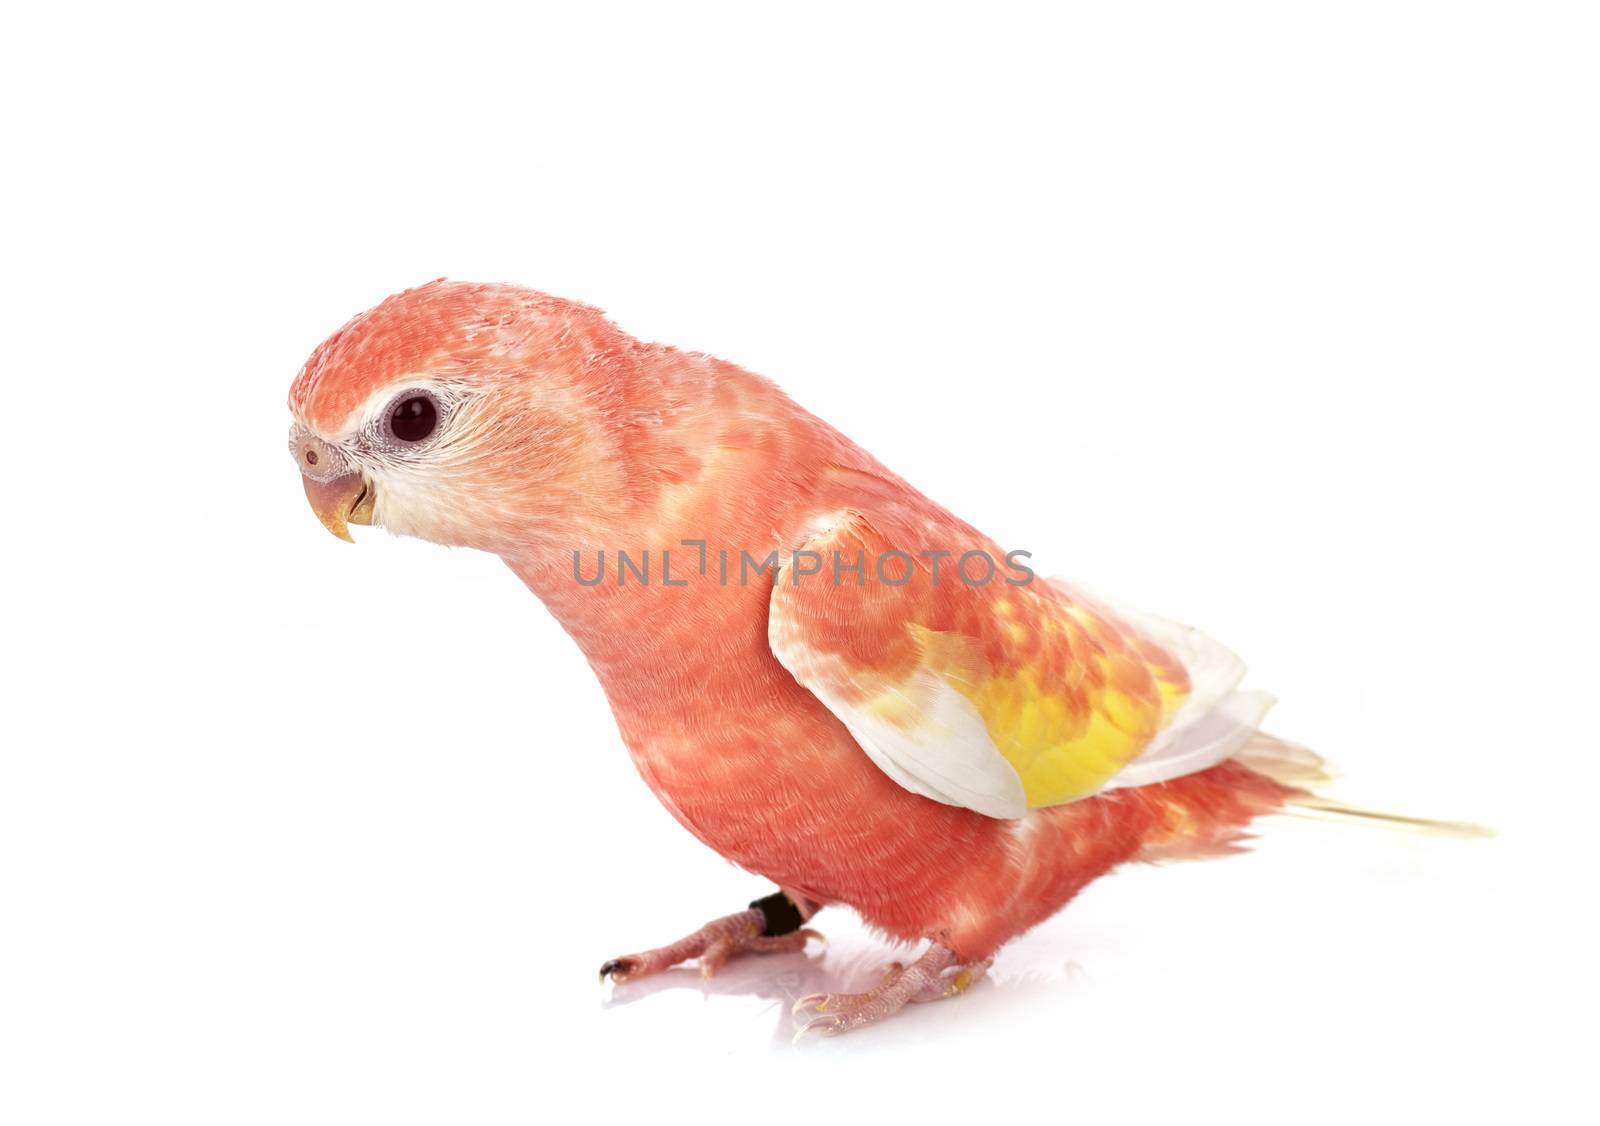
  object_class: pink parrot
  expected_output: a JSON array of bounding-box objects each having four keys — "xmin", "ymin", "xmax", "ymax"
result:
[{"xmin": 288, "ymin": 280, "xmax": 1477, "ymax": 1037}]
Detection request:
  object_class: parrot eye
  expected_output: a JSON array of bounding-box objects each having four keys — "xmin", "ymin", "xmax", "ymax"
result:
[{"xmin": 387, "ymin": 393, "xmax": 439, "ymax": 443}]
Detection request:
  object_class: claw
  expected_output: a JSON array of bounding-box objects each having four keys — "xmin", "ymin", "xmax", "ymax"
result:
[
  {"xmin": 791, "ymin": 992, "xmax": 829, "ymax": 1017},
  {"xmin": 792, "ymin": 1006, "xmax": 857, "ymax": 1040},
  {"xmin": 790, "ymin": 995, "xmax": 848, "ymax": 1042},
  {"xmin": 791, "ymin": 1016, "xmax": 839, "ymax": 1043},
  {"xmin": 598, "ymin": 957, "xmax": 635, "ymax": 983}
]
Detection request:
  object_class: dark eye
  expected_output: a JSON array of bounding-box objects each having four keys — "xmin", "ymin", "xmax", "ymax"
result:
[{"xmin": 388, "ymin": 394, "xmax": 438, "ymax": 443}]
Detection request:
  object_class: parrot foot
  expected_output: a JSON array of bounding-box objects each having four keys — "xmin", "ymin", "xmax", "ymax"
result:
[
  {"xmin": 598, "ymin": 899, "xmax": 822, "ymax": 984},
  {"xmin": 791, "ymin": 943, "xmax": 991, "ymax": 1039}
]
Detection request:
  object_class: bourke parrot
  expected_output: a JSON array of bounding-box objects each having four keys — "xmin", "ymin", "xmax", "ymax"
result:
[{"xmin": 288, "ymin": 280, "xmax": 1480, "ymax": 1037}]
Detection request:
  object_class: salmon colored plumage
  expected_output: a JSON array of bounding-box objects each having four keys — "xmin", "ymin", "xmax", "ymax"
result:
[{"xmin": 286, "ymin": 280, "xmax": 1453, "ymax": 1037}]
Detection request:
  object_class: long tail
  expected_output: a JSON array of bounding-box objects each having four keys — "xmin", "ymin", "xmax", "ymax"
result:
[{"xmin": 1234, "ymin": 735, "xmax": 1492, "ymax": 840}]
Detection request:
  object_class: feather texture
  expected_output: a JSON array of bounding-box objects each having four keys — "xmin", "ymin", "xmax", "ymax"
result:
[
  {"xmin": 769, "ymin": 516, "xmax": 1213, "ymax": 816},
  {"xmin": 287, "ymin": 280, "xmax": 1477, "ymax": 967}
]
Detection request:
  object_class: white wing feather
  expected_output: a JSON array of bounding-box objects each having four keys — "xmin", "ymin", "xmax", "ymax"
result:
[
  {"xmin": 822, "ymin": 671, "xmax": 1029, "ymax": 819},
  {"xmin": 776, "ymin": 563, "xmax": 1274, "ymax": 818},
  {"xmin": 1104, "ymin": 689, "xmax": 1277, "ymax": 789}
]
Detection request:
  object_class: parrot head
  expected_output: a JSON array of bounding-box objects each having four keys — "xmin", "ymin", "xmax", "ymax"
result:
[{"xmin": 287, "ymin": 280, "xmax": 637, "ymax": 554}]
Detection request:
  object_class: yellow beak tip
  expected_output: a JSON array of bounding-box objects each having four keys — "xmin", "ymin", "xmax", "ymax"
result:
[{"xmin": 302, "ymin": 472, "xmax": 369, "ymax": 543}]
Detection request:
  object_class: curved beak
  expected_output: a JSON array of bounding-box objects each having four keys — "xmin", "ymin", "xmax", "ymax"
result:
[{"xmin": 302, "ymin": 472, "xmax": 374, "ymax": 542}]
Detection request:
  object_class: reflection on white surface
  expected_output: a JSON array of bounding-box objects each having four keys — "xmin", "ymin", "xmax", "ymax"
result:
[
  {"xmin": 594, "ymin": 901, "xmax": 1122, "ymax": 1059},
  {"xmin": 603, "ymin": 925, "xmax": 1090, "ymax": 1050}
]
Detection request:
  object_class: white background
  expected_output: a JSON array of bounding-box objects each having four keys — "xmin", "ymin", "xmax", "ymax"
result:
[{"xmin": 3, "ymin": 3, "xmax": 1595, "ymax": 1123}]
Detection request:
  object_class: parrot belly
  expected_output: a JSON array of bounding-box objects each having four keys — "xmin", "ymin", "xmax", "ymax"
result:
[{"xmin": 593, "ymin": 619, "xmax": 1293, "ymax": 959}]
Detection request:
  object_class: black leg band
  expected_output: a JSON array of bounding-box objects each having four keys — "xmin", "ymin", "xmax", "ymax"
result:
[{"xmin": 748, "ymin": 891, "xmax": 805, "ymax": 937}]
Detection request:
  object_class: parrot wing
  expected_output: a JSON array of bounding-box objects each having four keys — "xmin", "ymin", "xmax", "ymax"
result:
[
  {"xmin": 767, "ymin": 511, "xmax": 1271, "ymax": 819},
  {"xmin": 1061, "ymin": 580, "xmax": 1276, "ymax": 792}
]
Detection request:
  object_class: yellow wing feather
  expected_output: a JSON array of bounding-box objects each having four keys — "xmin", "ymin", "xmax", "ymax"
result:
[{"xmin": 768, "ymin": 514, "xmax": 1194, "ymax": 812}]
